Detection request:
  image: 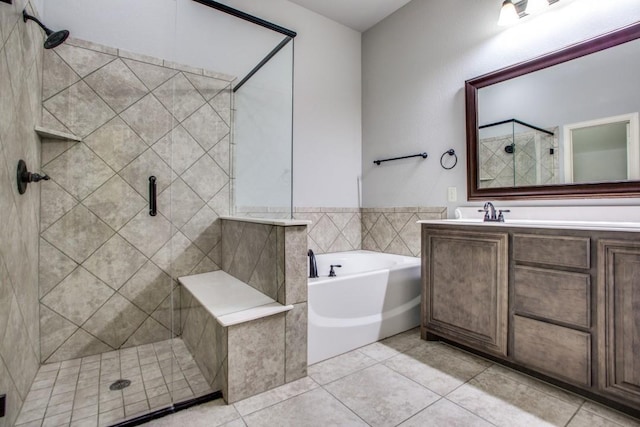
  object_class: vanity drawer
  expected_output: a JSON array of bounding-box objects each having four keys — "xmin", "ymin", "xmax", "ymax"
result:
[
  {"xmin": 513, "ymin": 315, "xmax": 591, "ymax": 387},
  {"xmin": 513, "ymin": 234, "xmax": 590, "ymax": 269},
  {"xmin": 514, "ymin": 266, "xmax": 590, "ymax": 328}
]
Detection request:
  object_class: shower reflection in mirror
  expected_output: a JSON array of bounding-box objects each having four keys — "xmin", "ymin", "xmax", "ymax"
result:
[{"xmin": 477, "ymin": 112, "xmax": 640, "ymax": 188}]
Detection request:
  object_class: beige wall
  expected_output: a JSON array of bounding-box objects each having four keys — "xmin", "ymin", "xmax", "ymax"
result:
[{"xmin": 0, "ymin": 2, "xmax": 44, "ymax": 425}]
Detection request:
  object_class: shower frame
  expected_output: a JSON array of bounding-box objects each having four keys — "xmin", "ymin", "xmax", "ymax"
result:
[{"xmin": 478, "ymin": 118, "xmax": 557, "ymax": 188}]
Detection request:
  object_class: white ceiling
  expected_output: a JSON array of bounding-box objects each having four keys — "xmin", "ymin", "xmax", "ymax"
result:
[{"xmin": 287, "ymin": 0, "xmax": 412, "ymax": 32}]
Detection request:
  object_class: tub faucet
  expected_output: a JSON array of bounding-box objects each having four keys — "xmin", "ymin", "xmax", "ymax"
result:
[
  {"xmin": 329, "ymin": 264, "xmax": 342, "ymax": 277},
  {"xmin": 308, "ymin": 249, "xmax": 318, "ymax": 278}
]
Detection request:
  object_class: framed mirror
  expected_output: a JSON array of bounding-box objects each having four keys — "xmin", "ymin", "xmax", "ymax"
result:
[{"xmin": 466, "ymin": 21, "xmax": 640, "ymax": 200}]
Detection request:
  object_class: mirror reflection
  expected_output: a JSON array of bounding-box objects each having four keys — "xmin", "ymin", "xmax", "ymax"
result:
[{"xmin": 476, "ymin": 35, "xmax": 640, "ymax": 189}]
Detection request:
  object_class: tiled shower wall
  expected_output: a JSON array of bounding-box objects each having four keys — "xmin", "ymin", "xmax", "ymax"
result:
[
  {"xmin": 362, "ymin": 207, "xmax": 446, "ymax": 257},
  {"xmin": 220, "ymin": 220, "xmax": 308, "ymax": 382},
  {"xmin": 0, "ymin": 2, "xmax": 44, "ymax": 426},
  {"xmin": 479, "ymin": 130, "xmax": 558, "ymax": 188},
  {"xmin": 294, "ymin": 208, "xmax": 361, "ymax": 254},
  {"xmin": 294, "ymin": 207, "xmax": 446, "ymax": 257},
  {"xmin": 38, "ymin": 37, "xmax": 233, "ymax": 363}
]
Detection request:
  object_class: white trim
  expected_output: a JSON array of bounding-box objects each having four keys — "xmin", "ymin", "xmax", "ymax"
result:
[{"xmin": 562, "ymin": 113, "xmax": 640, "ymax": 183}]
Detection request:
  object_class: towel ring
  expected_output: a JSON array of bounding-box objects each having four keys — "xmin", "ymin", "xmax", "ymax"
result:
[{"xmin": 440, "ymin": 149, "xmax": 457, "ymax": 170}]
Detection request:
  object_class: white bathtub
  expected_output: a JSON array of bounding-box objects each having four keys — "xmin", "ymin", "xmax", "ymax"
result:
[{"xmin": 308, "ymin": 250, "xmax": 421, "ymax": 365}]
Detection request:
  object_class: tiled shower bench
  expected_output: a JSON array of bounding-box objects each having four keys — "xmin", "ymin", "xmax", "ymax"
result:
[{"xmin": 179, "ymin": 271, "xmax": 293, "ymax": 403}]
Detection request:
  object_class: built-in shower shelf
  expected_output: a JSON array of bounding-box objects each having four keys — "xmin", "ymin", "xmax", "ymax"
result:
[{"xmin": 34, "ymin": 126, "xmax": 81, "ymax": 142}]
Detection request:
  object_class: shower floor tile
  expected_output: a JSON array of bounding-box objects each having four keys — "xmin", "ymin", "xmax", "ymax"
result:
[{"xmin": 15, "ymin": 338, "xmax": 214, "ymax": 427}]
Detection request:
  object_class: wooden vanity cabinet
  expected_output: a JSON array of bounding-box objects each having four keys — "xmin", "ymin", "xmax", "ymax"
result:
[
  {"xmin": 597, "ymin": 240, "xmax": 640, "ymax": 404},
  {"xmin": 511, "ymin": 233, "xmax": 593, "ymax": 387},
  {"xmin": 421, "ymin": 224, "xmax": 640, "ymax": 414},
  {"xmin": 421, "ymin": 227, "xmax": 508, "ymax": 357}
]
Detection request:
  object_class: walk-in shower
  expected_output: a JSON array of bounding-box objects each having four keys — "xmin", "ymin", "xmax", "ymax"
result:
[
  {"xmin": 2, "ymin": 0, "xmax": 296, "ymax": 425},
  {"xmin": 478, "ymin": 118, "xmax": 558, "ymax": 188}
]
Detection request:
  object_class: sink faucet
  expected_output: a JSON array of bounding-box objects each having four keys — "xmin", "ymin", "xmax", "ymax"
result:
[
  {"xmin": 329, "ymin": 264, "xmax": 342, "ymax": 277},
  {"xmin": 308, "ymin": 249, "xmax": 318, "ymax": 278},
  {"xmin": 478, "ymin": 202, "xmax": 510, "ymax": 222}
]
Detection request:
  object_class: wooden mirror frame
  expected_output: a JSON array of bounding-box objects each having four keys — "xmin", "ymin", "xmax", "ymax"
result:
[{"xmin": 466, "ymin": 21, "xmax": 640, "ymax": 201}]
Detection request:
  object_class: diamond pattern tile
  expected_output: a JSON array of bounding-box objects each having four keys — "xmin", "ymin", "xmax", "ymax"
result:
[
  {"xmin": 83, "ymin": 293, "xmax": 147, "ymax": 348},
  {"xmin": 152, "ymin": 125, "xmax": 205, "ymax": 175},
  {"xmin": 157, "ymin": 178, "xmax": 205, "ymax": 229},
  {"xmin": 84, "ymin": 117, "xmax": 147, "ymax": 172},
  {"xmin": 361, "ymin": 212, "xmax": 380, "ymax": 233},
  {"xmin": 37, "ymin": 38, "xmax": 233, "ymax": 362},
  {"xmin": 82, "ymin": 175, "xmax": 147, "ymax": 231},
  {"xmin": 39, "ymin": 238, "xmax": 77, "ymax": 298},
  {"xmin": 118, "ymin": 210, "xmax": 173, "ymax": 259},
  {"xmin": 85, "ymin": 59, "xmax": 148, "ymax": 113},
  {"xmin": 184, "ymin": 73, "xmax": 229, "ymax": 101},
  {"xmin": 118, "ymin": 148, "xmax": 173, "ymax": 201},
  {"xmin": 385, "ymin": 236, "xmax": 412, "ymax": 256},
  {"xmin": 41, "ymin": 108, "xmax": 73, "ymax": 139},
  {"xmin": 328, "ymin": 234, "xmax": 354, "ymax": 253},
  {"xmin": 39, "ymin": 179, "xmax": 78, "ymax": 232},
  {"xmin": 342, "ymin": 214, "xmax": 362, "ymax": 248},
  {"xmin": 43, "ymin": 143, "xmax": 115, "ymax": 200},
  {"xmin": 54, "ymin": 44, "xmax": 115, "ymax": 78},
  {"xmin": 182, "ymin": 103, "xmax": 229, "ymax": 151},
  {"xmin": 42, "ymin": 49, "xmax": 80, "ymax": 101},
  {"xmin": 308, "ymin": 215, "xmax": 340, "ymax": 252},
  {"xmin": 46, "ymin": 329, "xmax": 112, "ymax": 363},
  {"xmin": 209, "ymin": 135, "xmax": 230, "ymax": 174},
  {"xmin": 210, "ymin": 89, "xmax": 231, "ymax": 126},
  {"xmin": 40, "ymin": 305, "xmax": 77, "ymax": 362},
  {"xmin": 369, "ymin": 215, "xmax": 395, "ymax": 251},
  {"xmin": 122, "ymin": 58, "xmax": 178, "ymax": 91},
  {"xmin": 42, "ymin": 267, "xmax": 114, "ymax": 326},
  {"xmin": 181, "ymin": 154, "xmax": 228, "ymax": 202},
  {"xmin": 398, "ymin": 215, "xmax": 421, "ymax": 256},
  {"xmin": 41, "ymin": 138, "xmax": 78, "ymax": 167},
  {"xmin": 207, "ymin": 183, "xmax": 230, "ymax": 216},
  {"xmin": 119, "ymin": 261, "xmax": 171, "ymax": 315},
  {"xmin": 151, "ymin": 232, "xmax": 205, "ymax": 278},
  {"xmin": 120, "ymin": 94, "xmax": 175, "ymax": 145},
  {"xmin": 386, "ymin": 212, "xmax": 413, "ymax": 233},
  {"xmin": 181, "ymin": 205, "xmax": 220, "ymax": 254},
  {"xmin": 153, "ymin": 73, "xmax": 206, "ymax": 122},
  {"xmin": 43, "ymin": 81, "xmax": 116, "ymax": 138},
  {"xmin": 83, "ymin": 234, "xmax": 147, "ymax": 291},
  {"xmin": 150, "ymin": 292, "xmax": 179, "ymax": 331},
  {"xmin": 326, "ymin": 213, "xmax": 354, "ymax": 231},
  {"xmin": 42, "ymin": 205, "xmax": 114, "ymax": 264},
  {"xmin": 123, "ymin": 317, "xmax": 170, "ymax": 348}
]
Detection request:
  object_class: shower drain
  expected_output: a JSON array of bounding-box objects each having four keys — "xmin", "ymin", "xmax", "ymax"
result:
[{"xmin": 109, "ymin": 379, "xmax": 131, "ymax": 391}]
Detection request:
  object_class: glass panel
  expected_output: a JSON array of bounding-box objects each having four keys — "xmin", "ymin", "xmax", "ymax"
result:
[
  {"xmin": 479, "ymin": 121, "xmax": 559, "ymax": 188},
  {"xmin": 233, "ymin": 39, "xmax": 294, "ymax": 219},
  {"xmin": 478, "ymin": 121, "xmax": 516, "ymax": 188}
]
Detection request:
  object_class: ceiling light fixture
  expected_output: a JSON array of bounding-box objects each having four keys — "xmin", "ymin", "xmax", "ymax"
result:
[
  {"xmin": 498, "ymin": 0, "xmax": 519, "ymax": 26},
  {"xmin": 498, "ymin": 0, "xmax": 559, "ymax": 26},
  {"xmin": 525, "ymin": 0, "xmax": 548, "ymax": 14}
]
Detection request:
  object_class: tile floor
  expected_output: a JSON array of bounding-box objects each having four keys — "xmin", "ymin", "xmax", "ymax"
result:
[
  {"xmin": 14, "ymin": 339, "xmax": 213, "ymax": 427},
  {"xmin": 146, "ymin": 328, "xmax": 640, "ymax": 427}
]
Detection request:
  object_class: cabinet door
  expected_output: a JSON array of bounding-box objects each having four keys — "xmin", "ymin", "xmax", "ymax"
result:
[
  {"xmin": 422, "ymin": 227, "xmax": 508, "ymax": 356},
  {"xmin": 598, "ymin": 240, "xmax": 640, "ymax": 404}
]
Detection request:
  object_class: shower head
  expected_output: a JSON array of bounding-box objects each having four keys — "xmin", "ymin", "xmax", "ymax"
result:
[{"xmin": 22, "ymin": 10, "xmax": 69, "ymax": 49}]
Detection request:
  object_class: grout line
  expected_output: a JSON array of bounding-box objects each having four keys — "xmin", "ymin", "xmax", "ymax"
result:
[{"xmin": 563, "ymin": 401, "xmax": 585, "ymax": 427}]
